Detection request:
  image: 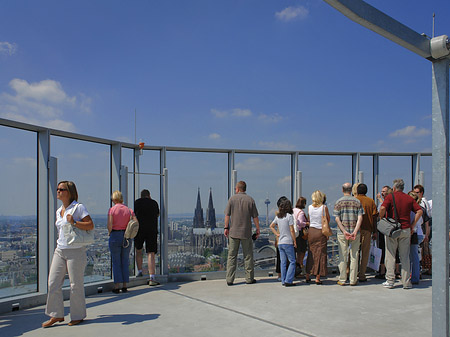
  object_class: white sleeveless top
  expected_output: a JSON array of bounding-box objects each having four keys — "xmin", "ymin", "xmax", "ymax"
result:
[{"xmin": 308, "ymin": 205, "xmax": 324, "ymax": 229}]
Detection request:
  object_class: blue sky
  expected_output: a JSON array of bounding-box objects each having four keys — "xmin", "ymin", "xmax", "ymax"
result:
[
  {"xmin": 2, "ymin": 0, "xmax": 448, "ymax": 153},
  {"xmin": 0, "ymin": 1, "xmax": 447, "ymax": 216}
]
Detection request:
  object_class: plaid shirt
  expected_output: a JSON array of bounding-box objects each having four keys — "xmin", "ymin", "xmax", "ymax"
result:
[{"xmin": 333, "ymin": 196, "xmax": 364, "ymax": 233}]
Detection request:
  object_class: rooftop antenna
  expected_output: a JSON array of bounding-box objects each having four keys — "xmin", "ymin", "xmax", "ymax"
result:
[
  {"xmin": 432, "ymin": 12, "xmax": 435, "ymax": 38},
  {"xmin": 134, "ymin": 108, "xmax": 137, "ymax": 144}
]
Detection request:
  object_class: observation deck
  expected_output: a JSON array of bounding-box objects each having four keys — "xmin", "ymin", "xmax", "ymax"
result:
[
  {"xmin": 0, "ymin": 274, "xmax": 431, "ymax": 337},
  {"xmin": 0, "ymin": 117, "xmax": 437, "ymax": 336}
]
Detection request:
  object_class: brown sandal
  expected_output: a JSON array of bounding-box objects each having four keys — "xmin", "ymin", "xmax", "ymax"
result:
[{"xmin": 42, "ymin": 317, "xmax": 64, "ymax": 328}]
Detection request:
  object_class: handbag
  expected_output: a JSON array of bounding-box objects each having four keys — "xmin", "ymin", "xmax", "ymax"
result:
[
  {"xmin": 321, "ymin": 205, "xmax": 332, "ymax": 237},
  {"xmin": 302, "ymin": 226, "xmax": 309, "ymax": 240},
  {"xmin": 367, "ymin": 240, "xmax": 382, "ymax": 271},
  {"xmin": 61, "ymin": 204, "xmax": 94, "ymax": 246},
  {"xmin": 376, "ymin": 193, "xmax": 402, "ymax": 239},
  {"xmin": 123, "ymin": 209, "xmax": 139, "ymax": 248},
  {"xmin": 421, "ymin": 241, "xmax": 432, "ymax": 271}
]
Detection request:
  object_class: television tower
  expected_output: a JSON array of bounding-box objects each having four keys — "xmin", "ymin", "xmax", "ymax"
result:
[{"xmin": 264, "ymin": 197, "xmax": 270, "ymax": 226}]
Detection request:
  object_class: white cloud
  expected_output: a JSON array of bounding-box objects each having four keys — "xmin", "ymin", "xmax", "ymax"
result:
[
  {"xmin": 258, "ymin": 113, "xmax": 283, "ymax": 123},
  {"xmin": 209, "ymin": 133, "xmax": 221, "ymax": 140},
  {"xmin": 115, "ymin": 136, "xmax": 133, "ymax": 143},
  {"xmin": 211, "ymin": 108, "xmax": 252, "ymax": 118},
  {"xmin": 389, "ymin": 125, "xmax": 431, "ymax": 138},
  {"xmin": 0, "ymin": 41, "xmax": 17, "ymax": 56},
  {"xmin": 258, "ymin": 141, "xmax": 295, "ymax": 150},
  {"xmin": 10, "ymin": 79, "xmax": 76, "ymax": 104},
  {"xmin": 275, "ymin": 6, "xmax": 309, "ymax": 22},
  {"xmin": 278, "ymin": 175, "xmax": 291, "ymax": 185},
  {"xmin": 235, "ymin": 157, "xmax": 273, "ymax": 171},
  {"xmin": 0, "ymin": 78, "xmax": 92, "ymax": 132},
  {"xmin": 13, "ymin": 157, "xmax": 37, "ymax": 167}
]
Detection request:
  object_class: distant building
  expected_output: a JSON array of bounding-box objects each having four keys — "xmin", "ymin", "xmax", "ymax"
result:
[
  {"xmin": 191, "ymin": 188, "xmax": 226, "ymax": 256},
  {"xmin": 193, "ymin": 188, "xmax": 204, "ymax": 228},
  {"xmin": 205, "ymin": 188, "xmax": 216, "ymax": 230}
]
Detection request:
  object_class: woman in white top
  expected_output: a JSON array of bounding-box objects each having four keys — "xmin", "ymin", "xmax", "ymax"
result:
[
  {"xmin": 42, "ymin": 181, "xmax": 94, "ymax": 328},
  {"xmin": 305, "ymin": 190, "xmax": 330, "ymax": 285},
  {"xmin": 408, "ymin": 191, "xmax": 427, "ymax": 284},
  {"xmin": 270, "ymin": 198, "xmax": 297, "ymax": 286}
]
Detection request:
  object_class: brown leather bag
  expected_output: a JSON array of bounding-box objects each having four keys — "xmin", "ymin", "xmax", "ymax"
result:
[{"xmin": 321, "ymin": 205, "xmax": 332, "ymax": 237}]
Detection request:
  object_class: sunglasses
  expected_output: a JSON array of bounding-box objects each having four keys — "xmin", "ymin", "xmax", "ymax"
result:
[{"xmin": 57, "ymin": 188, "xmax": 68, "ymax": 192}]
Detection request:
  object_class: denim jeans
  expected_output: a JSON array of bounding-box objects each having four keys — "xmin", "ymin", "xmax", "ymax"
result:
[
  {"xmin": 109, "ymin": 230, "xmax": 132, "ymax": 284},
  {"xmin": 278, "ymin": 244, "xmax": 296, "ymax": 284},
  {"xmin": 410, "ymin": 234, "xmax": 423, "ymax": 283}
]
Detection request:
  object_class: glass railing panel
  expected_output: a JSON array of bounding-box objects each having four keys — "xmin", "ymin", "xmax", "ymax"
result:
[
  {"xmin": 167, "ymin": 151, "xmax": 228, "ymax": 273},
  {"xmin": 121, "ymin": 147, "xmax": 137, "ymax": 276},
  {"xmin": 0, "ymin": 126, "xmax": 37, "ymax": 298},
  {"xmin": 235, "ymin": 153, "xmax": 291, "ymax": 272},
  {"xmin": 379, "ymin": 156, "xmax": 413, "ymax": 194},
  {"xmin": 298, "ymin": 155, "xmax": 352, "ymax": 267},
  {"xmin": 50, "ymin": 136, "xmax": 110, "ymax": 284},
  {"xmin": 359, "ymin": 155, "xmax": 374, "ymax": 199},
  {"xmin": 419, "ymin": 155, "xmax": 432, "ymax": 201}
]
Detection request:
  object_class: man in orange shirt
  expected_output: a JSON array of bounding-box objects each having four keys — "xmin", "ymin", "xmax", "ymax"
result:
[{"xmin": 355, "ymin": 183, "xmax": 378, "ymax": 282}]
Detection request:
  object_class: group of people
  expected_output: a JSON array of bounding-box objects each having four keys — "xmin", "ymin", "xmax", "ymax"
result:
[
  {"xmin": 42, "ymin": 181, "xmax": 160, "ymax": 328},
  {"xmin": 42, "ymin": 178, "xmax": 432, "ymax": 328},
  {"xmin": 224, "ymin": 179, "xmax": 432, "ymax": 290}
]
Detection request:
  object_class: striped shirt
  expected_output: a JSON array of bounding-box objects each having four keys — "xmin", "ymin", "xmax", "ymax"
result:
[{"xmin": 333, "ymin": 196, "xmax": 364, "ymax": 233}]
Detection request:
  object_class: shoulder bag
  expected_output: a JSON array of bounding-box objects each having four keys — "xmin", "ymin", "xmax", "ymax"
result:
[
  {"xmin": 321, "ymin": 205, "xmax": 333, "ymax": 237},
  {"xmin": 377, "ymin": 193, "xmax": 402, "ymax": 239},
  {"xmin": 62, "ymin": 204, "xmax": 94, "ymax": 246},
  {"xmin": 123, "ymin": 209, "xmax": 139, "ymax": 248}
]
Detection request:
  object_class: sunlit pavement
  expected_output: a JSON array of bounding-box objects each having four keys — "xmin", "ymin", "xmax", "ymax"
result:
[{"xmin": 0, "ymin": 274, "xmax": 431, "ymax": 337}]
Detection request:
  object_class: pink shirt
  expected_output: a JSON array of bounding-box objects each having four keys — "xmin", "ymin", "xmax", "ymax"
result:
[
  {"xmin": 293, "ymin": 208, "xmax": 307, "ymax": 230},
  {"xmin": 108, "ymin": 203, "xmax": 135, "ymax": 230}
]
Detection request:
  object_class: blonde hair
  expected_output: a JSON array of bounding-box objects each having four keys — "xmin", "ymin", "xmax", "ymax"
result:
[
  {"xmin": 352, "ymin": 183, "xmax": 360, "ymax": 196},
  {"xmin": 311, "ymin": 190, "xmax": 325, "ymax": 207},
  {"xmin": 112, "ymin": 190, "xmax": 123, "ymax": 203}
]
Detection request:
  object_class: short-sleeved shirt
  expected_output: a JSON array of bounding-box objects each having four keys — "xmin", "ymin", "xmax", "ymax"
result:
[
  {"xmin": 56, "ymin": 201, "xmax": 90, "ymax": 249},
  {"xmin": 134, "ymin": 197, "xmax": 160, "ymax": 234},
  {"xmin": 356, "ymin": 195, "xmax": 378, "ymax": 233},
  {"xmin": 272, "ymin": 213, "xmax": 295, "ymax": 245},
  {"xmin": 381, "ymin": 191, "xmax": 422, "ymax": 229},
  {"xmin": 333, "ymin": 196, "xmax": 364, "ymax": 233},
  {"xmin": 108, "ymin": 203, "xmax": 135, "ymax": 230},
  {"xmin": 225, "ymin": 192, "xmax": 259, "ymax": 239}
]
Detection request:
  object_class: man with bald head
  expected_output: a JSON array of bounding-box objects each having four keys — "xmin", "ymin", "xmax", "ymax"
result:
[{"xmin": 334, "ymin": 182, "xmax": 364, "ymax": 286}]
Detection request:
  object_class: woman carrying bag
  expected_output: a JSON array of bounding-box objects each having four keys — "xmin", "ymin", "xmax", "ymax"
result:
[
  {"xmin": 42, "ymin": 181, "xmax": 94, "ymax": 328},
  {"xmin": 305, "ymin": 190, "xmax": 330, "ymax": 285},
  {"xmin": 108, "ymin": 190, "xmax": 137, "ymax": 293}
]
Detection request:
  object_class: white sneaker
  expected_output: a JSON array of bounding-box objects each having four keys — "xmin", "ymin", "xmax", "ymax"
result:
[{"xmin": 382, "ymin": 281, "xmax": 394, "ymax": 289}]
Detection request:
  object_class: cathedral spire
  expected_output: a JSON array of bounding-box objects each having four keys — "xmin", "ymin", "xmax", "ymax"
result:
[
  {"xmin": 193, "ymin": 188, "xmax": 204, "ymax": 228},
  {"xmin": 205, "ymin": 187, "xmax": 216, "ymax": 230}
]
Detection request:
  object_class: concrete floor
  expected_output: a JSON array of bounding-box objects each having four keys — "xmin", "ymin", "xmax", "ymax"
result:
[{"xmin": 0, "ymin": 274, "xmax": 431, "ymax": 337}]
